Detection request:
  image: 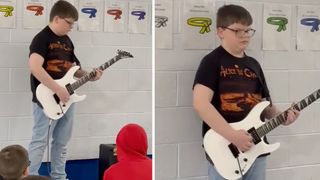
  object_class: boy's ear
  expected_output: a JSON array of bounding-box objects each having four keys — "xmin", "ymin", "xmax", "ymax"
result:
[
  {"xmin": 217, "ymin": 27, "xmax": 224, "ymax": 39},
  {"xmin": 52, "ymin": 15, "xmax": 60, "ymax": 23},
  {"xmin": 23, "ymin": 167, "xmax": 29, "ymax": 177}
]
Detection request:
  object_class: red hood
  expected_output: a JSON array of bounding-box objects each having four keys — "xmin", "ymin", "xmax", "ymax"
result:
[{"xmin": 116, "ymin": 124, "xmax": 148, "ymax": 161}]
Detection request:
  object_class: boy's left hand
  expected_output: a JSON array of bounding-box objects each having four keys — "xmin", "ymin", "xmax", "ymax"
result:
[
  {"xmin": 283, "ymin": 105, "xmax": 299, "ymax": 126},
  {"xmin": 90, "ymin": 68, "xmax": 103, "ymax": 81}
]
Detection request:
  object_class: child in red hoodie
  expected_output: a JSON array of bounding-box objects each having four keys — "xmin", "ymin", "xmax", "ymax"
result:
[{"xmin": 103, "ymin": 124, "xmax": 152, "ymax": 180}]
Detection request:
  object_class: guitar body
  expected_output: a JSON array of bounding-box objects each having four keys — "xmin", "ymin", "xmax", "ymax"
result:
[
  {"xmin": 36, "ymin": 66, "xmax": 86, "ymax": 120},
  {"xmin": 203, "ymin": 101, "xmax": 280, "ymax": 180}
]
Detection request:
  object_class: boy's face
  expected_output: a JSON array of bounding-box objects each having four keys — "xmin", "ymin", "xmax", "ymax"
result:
[
  {"xmin": 218, "ymin": 23, "xmax": 255, "ymax": 52},
  {"xmin": 53, "ymin": 16, "xmax": 76, "ymax": 36}
]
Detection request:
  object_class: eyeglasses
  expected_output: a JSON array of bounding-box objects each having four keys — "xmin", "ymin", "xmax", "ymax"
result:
[
  {"xmin": 63, "ymin": 18, "xmax": 75, "ymax": 26},
  {"xmin": 222, "ymin": 27, "xmax": 256, "ymax": 37}
]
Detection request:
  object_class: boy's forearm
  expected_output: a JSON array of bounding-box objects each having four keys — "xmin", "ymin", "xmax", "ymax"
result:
[{"xmin": 30, "ymin": 65, "xmax": 60, "ymax": 92}]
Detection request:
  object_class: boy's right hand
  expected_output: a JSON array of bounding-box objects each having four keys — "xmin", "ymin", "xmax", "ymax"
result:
[
  {"xmin": 230, "ymin": 129, "xmax": 253, "ymax": 152},
  {"xmin": 55, "ymin": 86, "xmax": 70, "ymax": 103}
]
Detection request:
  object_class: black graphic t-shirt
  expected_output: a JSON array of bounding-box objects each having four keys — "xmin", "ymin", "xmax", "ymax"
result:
[
  {"xmin": 29, "ymin": 26, "xmax": 80, "ymax": 103},
  {"xmin": 193, "ymin": 46, "xmax": 270, "ymax": 137}
]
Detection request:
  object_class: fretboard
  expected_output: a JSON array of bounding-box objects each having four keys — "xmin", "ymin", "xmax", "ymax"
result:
[
  {"xmin": 71, "ymin": 56, "xmax": 121, "ymax": 91},
  {"xmin": 256, "ymin": 89, "xmax": 320, "ymax": 137}
]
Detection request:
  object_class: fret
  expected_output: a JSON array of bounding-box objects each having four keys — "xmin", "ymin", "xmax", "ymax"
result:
[
  {"xmin": 270, "ymin": 120, "xmax": 275, "ymax": 128},
  {"xmin": 293, "ymin": 104, "xmax": 300, "ymax": 111},
  {"xmin": 269, "ymin": 121, "xmax": 275, "ymax": 130},
  {"xmin": 261, "ymin": 126, "xmax": 267, "ymax": 136},
  {"xmin": 273, "ymin": 119, "xmax": 278, "ymax": 127},
  {"xmin": 271, "ymin": 120, "xmax": 277, "ymax": 128},
  {"xmin": 268, "ymin": 121, "xmax": 273, "ymax": 131},
  {"xmin": 275, "ymin": 117, "xmax": 281, "ymax": 126},
  {"xmin": 260, "ymin": 128, "xmax": 265, "ymax": 137},
  {"xmin": 266, "ymin": 122, "xmax": 272, "ymax": 132},
  {"xmin": 257, "ymin": 128, "xmax": 262, "ymax": 137},
  {"xmin": 308, "ymin": 94, "xmax": 316, "ymax": 104},
  {"xmin": 278, "ymin": 113, "xmax": 286, "ymax": 124},
  {"xmin": 263, "ymin": 124, "xmax": 268, "ymax": 134},
  {"xmin": 267, "ymin": 121, "xmax": 272, "ymax": 130},
  {"xmin": 262, "ymin": 125, "xmax": 268, "ymax": 135},
  {"xmin": 317, "ymin": 90, "xmax": 320, "ymax": 99},
  {"xmin": 300, "ymin": 99, "xmax": 307, "ymax": 109}
]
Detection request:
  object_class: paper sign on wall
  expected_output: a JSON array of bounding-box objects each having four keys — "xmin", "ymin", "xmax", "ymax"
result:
[
  {"xmin": 0, "ymin": 0, "xmax": 16, "ymax": 28},
  {"xmin": 78, "ymin": 0, "xmax": 102, "ymax": 32},
  {"xmin": 263, "ymin": 3, "xmax": 291, "ymax": 50},
  {"xmin": 182, "ymin": 0, "xmax": 215, "ymax": 50},
  {"xmin": 297, "ymin": 5, "xmax": 320, "ymax": 50},
  {"xmin": 104, "ymin": 0, "xmax": 128, "ymax": 33},
  {"xmin": 128, "ymin": 1, "xmax": 150, "ymax": 34},
  {"xmin": 155, "ymin": 0, "xmax": 173, "ymax": 49},
  {"xmin": 23, "ymin": 0, "xmax": 46, "ymax": 29}
]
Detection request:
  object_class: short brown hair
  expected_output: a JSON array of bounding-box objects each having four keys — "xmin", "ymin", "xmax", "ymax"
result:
[
  {"xmin": 216, "ymin": 4, "xmax": 252, "ymax": 28},
  {"xmin": 49, "ymin": 0, "xmax": 78, "ymax": 22},
  {"xmin": 0, "ymin": 145, "xmax": 29, "ymax": 180}
]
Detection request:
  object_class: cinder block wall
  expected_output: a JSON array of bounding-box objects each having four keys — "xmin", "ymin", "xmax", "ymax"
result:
[
  {"xmin": 0, "ymin": 0, "xmax": 152, "ymax": 160},
  {"xmin": 155, "ymin": 0, "xmax": 320, "ymax": 179}
]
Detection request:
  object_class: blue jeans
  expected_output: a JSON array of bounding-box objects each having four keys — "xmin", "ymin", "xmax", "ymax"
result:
[
  {"xmin": 208, "ymin": 156, "xmax": 267, "ymax": 180},
  {"xmin": 28, "ymin": 103, "xmax": 74, "ymax": 180}
]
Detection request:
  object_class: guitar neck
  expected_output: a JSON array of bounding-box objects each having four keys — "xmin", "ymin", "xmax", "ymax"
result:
[
  {"xmin": 71, "ymin": 56, "xmax": 121, "ymax": 91},
  {"xmin": 257, "ymin": 89, "xmax": 320, "ymax": 137}
]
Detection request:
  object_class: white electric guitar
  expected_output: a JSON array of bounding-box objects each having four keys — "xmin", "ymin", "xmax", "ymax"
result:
[
  {"xmin": 36, "ymin": 50, "xmax": 133, "ymax": 120},
  {"xmin": 203, "ymin": 89, "xmax": 320, "ymax": 180}
]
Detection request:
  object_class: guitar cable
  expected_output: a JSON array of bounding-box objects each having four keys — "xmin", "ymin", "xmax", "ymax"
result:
[
  {"xmin": 46, "ymin": 103, "xmax": 65, "ymax": 176},
  {"xmin": 46, "ymin": 118, "xmax": 52, "ymax": 176},
  {"xmin": 236, "ymin": 156, "xmax": 244, "ymax": 180}
]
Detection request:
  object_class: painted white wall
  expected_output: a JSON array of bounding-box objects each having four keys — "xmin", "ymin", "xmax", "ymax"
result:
[
  {"xmin": 0, "ymin": 0, "xmax": 152, "ymax": 160},
  {"xmin": 155, "ymin": 0, "xmax": 320, "ymax": 179}
]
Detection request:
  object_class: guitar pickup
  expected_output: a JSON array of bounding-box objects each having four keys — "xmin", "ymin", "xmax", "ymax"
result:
[
  {"xmin": 248, "ymin": 127, "xmax": 261, "ymax": 145},
  {"xmin": 65, "ymin": 83, "xmax": 74, "ymax": 95}
]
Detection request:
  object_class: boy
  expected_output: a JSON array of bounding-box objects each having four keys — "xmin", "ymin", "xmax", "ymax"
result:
[
  {"xmin": 28, "ymin": 1, "xmax": 102, "ymax": 179},
  {"xmin": 0, "ymin": 145, "xmax": 29, "ymax": 180},
  {"xmin": 193, "ymin": 4, "xmax": 299, "ymax": 180}
]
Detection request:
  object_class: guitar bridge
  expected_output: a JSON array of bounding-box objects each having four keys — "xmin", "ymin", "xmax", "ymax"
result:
[{"xmin": 248, "ymin": 127, "xmax": 261, "ymax": 144}]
